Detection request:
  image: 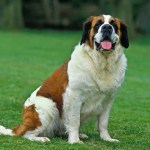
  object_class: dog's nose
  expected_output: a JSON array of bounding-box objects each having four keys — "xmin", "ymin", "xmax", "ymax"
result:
[{"xmin": 101, "ymin": 24, "xmax": 113, "ymax": 33}]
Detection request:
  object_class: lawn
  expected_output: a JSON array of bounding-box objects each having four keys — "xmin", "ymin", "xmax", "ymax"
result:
[{"xmin": 0, "ymin": 30, "xmax": 149, "ymax": 150}]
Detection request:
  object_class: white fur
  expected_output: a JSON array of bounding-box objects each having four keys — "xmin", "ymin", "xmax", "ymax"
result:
[
  {"xmin": 63, "ymin": 42, "xmax": 127, "ymax": 143},
  {"xmin": 103, "ymin": 15, "xmax": 111, "ymax": 23},
  {"xmin": 0, "ymin": 125, "xmax": 14, "ymax": 136}
]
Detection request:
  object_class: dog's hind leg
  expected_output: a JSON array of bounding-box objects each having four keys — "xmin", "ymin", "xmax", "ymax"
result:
[
  {"xmin": 12, "ymin": 96, "xmax": 60, "ymax": 142},
  {"xmin": 12, "ymin": 123, "xmax": 50, "ymax": 142}
]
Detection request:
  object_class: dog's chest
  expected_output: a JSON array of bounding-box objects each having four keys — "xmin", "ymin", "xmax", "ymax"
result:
[
  {"xmin": 79, "ymin": 76, "xmax": 115, "ymax": 122},
  {"xmin": 72, "ymin": 64, "xmax": 123, "ymax": 122},
  {"xmin": 66, "ymin": 46, "xmax": 126, "ymax": 122},
  {"xmin": 80, "ymin": 91, "xmax": 105, "ymax": 122}
]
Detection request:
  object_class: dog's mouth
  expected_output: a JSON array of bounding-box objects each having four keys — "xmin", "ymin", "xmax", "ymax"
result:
[{"xmin": 95, "ymin": 40, "xmax": 116, "ymax": 53}]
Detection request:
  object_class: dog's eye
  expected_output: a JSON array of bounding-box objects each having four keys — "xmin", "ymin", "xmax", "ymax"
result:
[
  {"xmin": 110, "ymin": 20, "xmax": 118, "ymax": 33},
  {"xmin": 94, "ymin": 21, "xmax": 103, "ymax": 32},
  {"xmin": 110, "ymin": 20, "xmax": 115, "ymax": 25}
]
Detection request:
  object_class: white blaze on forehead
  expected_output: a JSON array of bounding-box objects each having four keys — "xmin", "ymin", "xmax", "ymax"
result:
[{"xmin": 103, "ymin": 15, "xmax": 112, "ymax": 24}]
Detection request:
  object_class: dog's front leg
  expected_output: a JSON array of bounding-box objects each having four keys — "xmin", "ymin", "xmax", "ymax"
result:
[
  {"xmin": 98, "ymin": 97, "xmax": 119, "ymax": 142},
  {"xmin": 64, "ymin": 91, "xmax": 83, "ymax": 144},
  {"xmin": 67, "ymin": 102, "xmax": 83, "ymax": 144}
]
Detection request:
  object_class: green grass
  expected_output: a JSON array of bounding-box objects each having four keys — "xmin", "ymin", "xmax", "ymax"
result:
[{"xmin": 0, "ymin": 30, "xmax": 150, "ymax": 150}]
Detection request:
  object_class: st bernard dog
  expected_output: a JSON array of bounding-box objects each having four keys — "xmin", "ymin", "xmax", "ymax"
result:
[{"xmin": 0, "ymin": 15, "xmax": 129, "ymax": 144}]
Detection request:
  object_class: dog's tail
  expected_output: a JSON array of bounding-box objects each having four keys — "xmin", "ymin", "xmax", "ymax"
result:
[{"xmin": 0, "ymin": 125, "xmax": 14, "ymax": 136}]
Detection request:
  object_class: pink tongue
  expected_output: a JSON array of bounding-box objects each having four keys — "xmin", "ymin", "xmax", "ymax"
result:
[{"xmin": 100, "ymin": 41, "xmax": 112, "ymax": 50}]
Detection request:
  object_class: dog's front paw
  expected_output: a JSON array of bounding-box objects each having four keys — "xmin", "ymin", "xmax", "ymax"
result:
[
  {"xmin": 103, "ymin": 138, "xmax": 119, "ymax": 142},
  {"xmin": 68, "ymin": 138, "xmax": 83, "ymax": 144},
  {"xmin": 101, "ymin": 136, "xmax": 119, "ymax": 142},
  {"xmin": 69, "ymin": 140, "xmax": 84, "ymax": 144},
  {"xmin": 100, "ymin": 133, "xmax": 119, "ymax": 142}
]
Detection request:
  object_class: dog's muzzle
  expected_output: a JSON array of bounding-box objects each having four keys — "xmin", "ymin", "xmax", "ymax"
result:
[{"xmin": 95, "ymin": 24, "xmax": 116, "ymax": 52}]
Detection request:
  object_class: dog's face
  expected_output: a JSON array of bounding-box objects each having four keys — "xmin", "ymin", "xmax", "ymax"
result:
[{"xmin": 80, "ymin": 15, "xmax": 129, "ymax": 53}]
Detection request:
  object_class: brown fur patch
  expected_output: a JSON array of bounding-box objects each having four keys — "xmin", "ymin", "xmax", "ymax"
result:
[
  {"xmin": 12, "ymin": 105, "xmax": 42, "ymax": 136},
  {"xmin": 115, "ymin": 18, "xmax": 121, "ymax": 38},
  {"xmin": 91, "ymin": 16, "xmax": 104, "ymax": 27},
  {"xmin": 87, "ymin": 16, "xmax": 104, "ymax": 48},
  {"xmin": 36, "ymin": 61, "xmax": 69, "ymax": 116}
]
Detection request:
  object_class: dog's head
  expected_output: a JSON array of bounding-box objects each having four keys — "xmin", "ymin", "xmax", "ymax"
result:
[{"xmin": 80, "ymin": 15, "xmax": 129, "ymax": 54}]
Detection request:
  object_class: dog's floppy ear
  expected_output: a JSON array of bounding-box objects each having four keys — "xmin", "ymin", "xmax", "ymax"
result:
[
  {"xmin": 120, "ymin": 21, "xmax": 129, "ymax": 48},
  {"xmin": 80, "ymin": 16, "xmax": 93, "ymax": 45}
]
